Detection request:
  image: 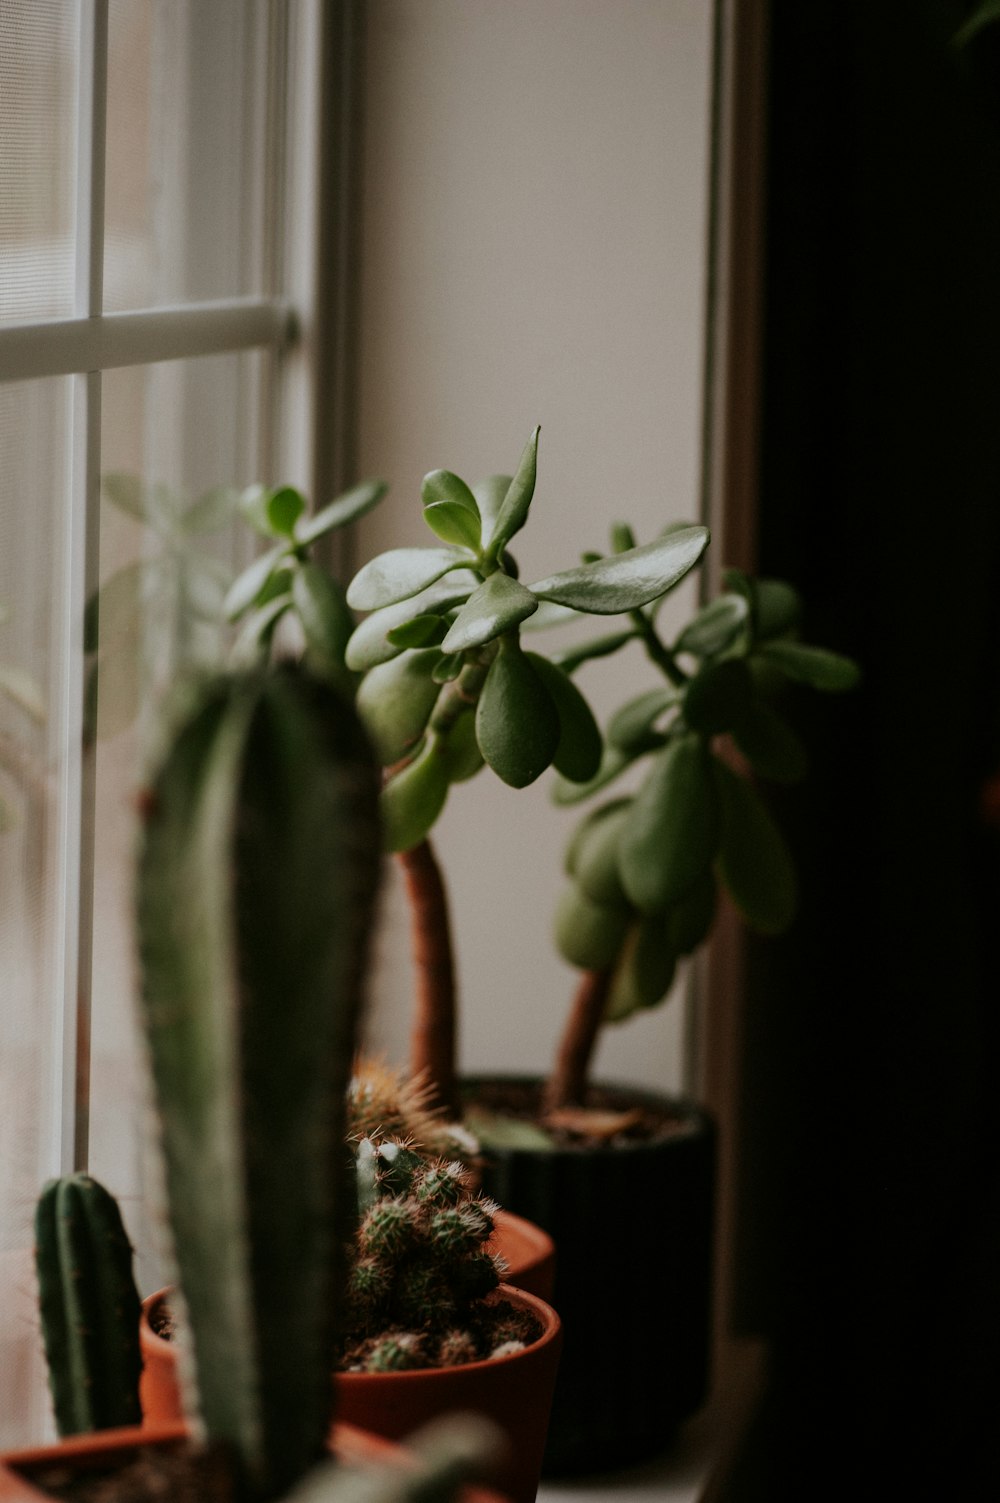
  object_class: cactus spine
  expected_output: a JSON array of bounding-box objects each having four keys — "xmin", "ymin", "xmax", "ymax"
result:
[
  {"xmin": 135, "ymin": 665, "xmax": 381, "ymax": 1501},
  {"xmin": 33, "ymin": 1173, "xmax": 142, "ymax": 1436}
]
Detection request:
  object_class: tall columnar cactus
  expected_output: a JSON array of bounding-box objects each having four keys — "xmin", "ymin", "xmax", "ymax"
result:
[
  {"xmin": 135, "ymin": 664, "xmax": 382, "ymax": 1501},
  {"xmin": 343, "ymin": 1137, "xmax": 525, "ymax": 1374},
  {"xmin": 33, "ymin": 1173, "xmax": 142, "ymax": 1436}
]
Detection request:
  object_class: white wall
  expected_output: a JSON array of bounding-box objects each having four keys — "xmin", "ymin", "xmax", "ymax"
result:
[{"xmin": 355, "ymin": 0, "xmax": 715, "ymax": 1095}]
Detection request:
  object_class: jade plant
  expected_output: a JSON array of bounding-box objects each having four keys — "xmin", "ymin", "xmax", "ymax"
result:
[
  {"xmin": 34, "ymin": 1173, "xmax": 142, "ymax": 1436},
  {"xmin": 343, "ymin": 1137, "xmax": 528, "ymax": 1374},
  {"xmin": 543, "ymin": 552, "xmax": 861, "ymax": 1112}
]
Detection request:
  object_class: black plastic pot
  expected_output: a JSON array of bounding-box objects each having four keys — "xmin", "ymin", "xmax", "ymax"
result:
[{"xmin": 465, "ymin": 1077, "xmax": 716, "ymax": 1476}]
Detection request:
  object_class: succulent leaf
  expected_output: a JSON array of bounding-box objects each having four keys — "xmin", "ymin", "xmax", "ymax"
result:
[
  {"xmin": 524, "ymin": 651, "xmax": 602, "ymax": 784},
  {"xmin": 619, "ymin": 734, "xmax": 718, "ymax": 913},
  {"xmin": 347, "ymin": 548, "xmax": 472, "ymax": 612},
  {"xmin": 441, "ymin": 572, "xmax": 538, "ymax": 653},
  {"xmin": 475, "ymin": 641, "xmax": 559, "ymax": 787},
  {"xmin": 714, "ymin": 757, "xmax": 797, "ymax": 934},
  {"xmin": 528, "ymin": 525, "xmax": 709, "ymax": 615}
]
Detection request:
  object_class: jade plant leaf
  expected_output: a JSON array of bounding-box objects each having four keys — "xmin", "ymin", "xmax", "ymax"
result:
[
  {"xmin": 265, "ymin": 486, "xmax": 306, "ymax": 539},
  {"xmin": 347, "ymin": 547, "xmax": 472, "ymax": 612},
  {"xmin": 605, "ymin": 918, "xmax": 677, "ymax": 1020},
  {"xmin": 666, "ymin": 869, "xmax": 717, "ymax": 955},
  {"xmin": 714, "ymin": 758, "xmax": 797, "ymax": 933},
  {"xmin": 564, "ymin": 797, "xmax": 631, "ymax": 878},
  {"xmin": 475, "ymin": 642, "xmax": 559, "ymax": 787},
  {"xmin": 380, "ymin": 744, "xmax": 450, "ymax": 853},
  {"xmin": 525, "ymin": 652, "xmax": 602, "ymax": 784},
  {"xmin": 463, "ymin": 1106, "xmax": 555, "ymax": 1151},
  {"xmin": 619, "ymin": 733, "xmax": 718, "ymax": 913},
  {"xmin": 432, "ymin": 651, "xmax": 464, "ymax": 683},
  {"xmin": 730, "ymin": 697, "xmax": 808, "ymax": 784},
  {"xmin": 554, "ymin": 882, "xmax": 630, "ymax": 970},
  {"xmin": 554, "ymin": 627, "xmax": 639, "ymax": 674},
  {"xmin": 569, "ymin": 798, "xmax": 632, "ymax": 909},
  {"xmin": 295, "ymin": 479, "xmax": 388, "ymax": 545},
  {"xmin": 682, "ymin": 658, "xmax": 753, "ymax": 736},
  {"xmin": 355, "ymin": 648, "xmax": 442, "ymax": 765},
  {"xmin": 552, "ymin": 743, "xmax": 635, "ymax": 805},
  {"xmin": 485, "ymin": 426, "xmax": 540, "ymax": 557},
  {"xmin": 230, "ymin": 596, "xmax": 291, "ymax": 663},
  {"xmin": 607, "ymin": 686, "xmax": 679, "ymax": 753},
  {"xmin": 528, "ymin": 525, "xmax": 709, "ymax": 615},
  {"xmin": 441, "ymin": 571, "xmax": 538, "ymax": 653},
  {"xmin": 674, "ymin": 593, "xmax": 749, "ymax": 658},
  {"xmin": 752, "ymin": 578, "xmax": 802, "ymax": 641},
  {"xmin": 439, "ymin": 708, "xmax": 485, "ymax": 783},
  {"xmin": 472, "ymin": 475, "xmax": 512, "ymax": 549},
  {"xmin": 422, "ymin": 470, "xmax": 482, "ymax": 550},
  {"xmin": 225, "ymin": 544, "xmax": 290, "ymax": 621},
  {"xmin": 757, "ymin": 640, "xmax": 860, "ymax": 692},
  {"xmin": 386, "ymin": 614, "xmax": 451, "ymax": 650},
  {"xmin": 292, "ymin": 564, "xmax": 354, "ymax": 671},
  {"xmin": 344, "ymin": 579, "xmax": 476, "ymax": 672}
]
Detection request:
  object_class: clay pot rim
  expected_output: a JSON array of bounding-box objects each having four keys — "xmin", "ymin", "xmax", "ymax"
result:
[
  {"xmin": 490, "ymin": 1207, "xmax": 554, "ymax": 1272},
  {"xmin": 462, "ymin": 1073, "xmax": 714, "ymax": 1159},
  {"xmin": 141, "ymin": 1282, "xmax": 561, "ymax": 1378}
]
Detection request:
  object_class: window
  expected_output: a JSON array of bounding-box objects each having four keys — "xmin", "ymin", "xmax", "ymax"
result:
[{"xmin": 0, "ymin": 0, "xmax": 343, "ymax": 1443}]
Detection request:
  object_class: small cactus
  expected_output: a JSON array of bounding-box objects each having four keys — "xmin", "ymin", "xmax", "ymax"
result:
[
  {"xmin": 346, "ymin": 1058, "xmax": 478, "ymax": 1162},
  {"xmin": 343, "ymin": 1136, "xmax": 534, "ymax": 1374},
  {"xmin": 33, "ymin": 1173, "xmax": 142, "ymax": 1436},
  {"xmin": 136, "ymin": 664, "xmax": 381, "ymax": 1500}
]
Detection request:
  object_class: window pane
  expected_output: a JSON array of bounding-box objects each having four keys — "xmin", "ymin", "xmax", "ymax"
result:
[
  {"xmin": 104, "ymin": 0, "xmax": 273, "ymax": 312},
  {"xmin": 0, "ymin": 378, "xmax": 73, "ymax": 1446},
  {"xmin": 0, "ymin": 2, "xmax": 78, "ymax": 323},
  {"xmin": 86, "ymin": 351, "xmax": 269, "ymax": 1295}
]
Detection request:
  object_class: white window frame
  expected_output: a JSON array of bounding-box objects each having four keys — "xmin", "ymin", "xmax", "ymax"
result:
[{"xmin": 0, "ymin": 0, "xmax": 362, "ymax": 1181}]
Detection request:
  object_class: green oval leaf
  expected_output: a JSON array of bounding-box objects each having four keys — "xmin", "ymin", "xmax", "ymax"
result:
[
  {"xmin": 344, "ymin": 578, "xmax": 476, "ymax": 672},
  {"xmin": 296, "ymin": 480, "xmax": 389, "ymax": 545},
  {"xmin": 666, "ymin": 869, "xmax": 717, "ymax": 955},
  {"xmin": 224, "ymin": 544, "xmax": 290, "ymax": 621},
  {"xmin": 528, "ymin": 526, "xmax": 709, "ymax": 615},
  {"xmin": 714, "ymin": 759, "xmax": 797, "ymax": 934},
  {"xmin": 674, "ymin": 594, "xmax": 749, "ymax": 658},
  {"xmin": 439, "ymin": 708, "xmax": 485, "ymax": 783},
  {"xmin": 381, "ymin": 744, "xmax": 449, "ymax": 852},
  {"xmin": 265, "ymin": 485, "xmax": 306, "ymax": 539},
  {"xmin": 564, "ymin": 797, "xmax": 631, "ymax": 878},
  {"xmin": 422, "ymin": 470, "xmax": 482, "ymax": 550},
  {"xmin": 552, "ymin": 743, "xmax": 636, "ymax": 805},
  {"xmin": 730, "ymin": 698, "xmax": 808, "ymax": 784},
  {"xmin": 475, "ymin": 641, "xmax": 559, "ymax": 788},
  {"xmin": 758, "ymin": 640, "xmax": 860, "ymax": 692},
  {"xmin": 753, "ymin": 578, "xmax": 802, "ymax": 641},
  {"xmin": 610, "ymin": 522, "xmax": 636, "ymax": 554},
  {"xmin": 605, "ymin": 919, "xmax": 677, "ymax": 1020},
  {"xmin": 292, "ymin": 563, "xmax": 355, "ymax": 671},
  {"xmin": 554, "ymin": 883, "xmax": 630, "ymax": 971},
  {"xmin": 432, "ymin": 651, "xmax": 463, "ymax": 683},
  {"xmin": 441, "ymin": 571, "xmax": 538, "ymax": 653},
  {"xmin": 619, "ymin": 734, "xmax": 718, "ymax": 913},
  {"xmin": 682, "ymin": 658, "xmax": 753, "ymax": 736},
  {"xmin": 525, "ymin": 651, "xmax": 602, "ymax": 783},
  {"xmin": 356, "ymin": 649, "xmax": 443, "ymax": 765},
  {"xmin": 487, "ymin": 426, "xmax": 540, "ymax": 557},
  {"xmin": 472, "ymin": 475, "xmax": 512, "ymax": 550},
  {"xmin": 571, "ymin": 798, "xmax": 632, "ymax": 909},
  {"xmin": 553, "ymin": 627, "xmax": 639, "ymax": 674},
  {"xmin": 347, "ymin": 547, "xmax": 472, "ymax": 611},
  {"xmin": 386, "ymin": 614, "xmax": 450, "ymax": 650},
  {"xmin": 608, "ymin": 686, "xmax": 679, "ymax": 753},
  {"xmin": 230, "ymin": 596, "xmax": 291, "ymax": 664}
]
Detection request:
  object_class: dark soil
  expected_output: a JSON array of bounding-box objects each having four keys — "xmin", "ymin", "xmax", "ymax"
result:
[
  {"xmin": 17, "ymin": 1442, "xmax": 234, "ymax": 1503},
  {"xmin": 466, "ymin": 1078, "xmax": 698, "ymax": 1151}
]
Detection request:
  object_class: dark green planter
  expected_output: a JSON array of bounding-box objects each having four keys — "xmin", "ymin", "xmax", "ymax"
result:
[{"xmin": 465, "ymin": 1077, "xmax": 716, "ymax": 1476}]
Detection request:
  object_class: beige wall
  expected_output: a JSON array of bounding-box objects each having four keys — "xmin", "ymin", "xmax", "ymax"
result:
[{"xmin": 355, "ymin": 0, "xmax": 715, "ymax": 1095}]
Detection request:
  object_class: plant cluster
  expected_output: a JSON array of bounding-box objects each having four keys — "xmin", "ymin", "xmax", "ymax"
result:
[{"xmin": 343, "ymin": 1137, "xmax": 529, "ymax": 1374}]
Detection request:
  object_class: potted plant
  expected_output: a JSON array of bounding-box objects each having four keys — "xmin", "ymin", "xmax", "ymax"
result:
[
  {"xmin": 223, "ymin": 435, "xmax": 857, "ymax": 1471},
  {"xmin": 1, "ymin": 665, "xmax": 506, "ymax": 1503}
]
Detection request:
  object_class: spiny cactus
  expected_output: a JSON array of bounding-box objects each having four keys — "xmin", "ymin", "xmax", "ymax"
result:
[
  {"xmin": 346, "ymin": 1059, "xmax": 478, "ymax": 1162},
  {"xmin": 343, "ymin": 1138, "xmax": 532, "ymax": 1374},
  {"xmin": 33, "ymin": 1173, "xmax": 142, "ymax": 1436},
  {"xmin": 135, "ymin": 663, "xmax": 381, "ymax": 1501}
]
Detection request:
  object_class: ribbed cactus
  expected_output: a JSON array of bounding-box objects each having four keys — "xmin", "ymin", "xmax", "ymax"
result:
[
  {"xmin": 346, "ymin": 1059, "xmax": 478, "ymax": 1162},
  {"xmin": 135, "ymin": 664, "xmax": 381, "ymax": 1501},
  {"xmin": 343, "ymin": 1137, "xmax": 531, "ymax": 1373},
  {"xmin": 33, "ymin": 1173, "xmax": 142, "ymax": 1436}
]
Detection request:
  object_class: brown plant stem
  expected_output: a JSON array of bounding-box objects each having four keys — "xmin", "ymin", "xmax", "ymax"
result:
[
  {"xmin": 543, "ymin": 968, "xmax": 612, "ymax": 1114},
  {"xmin": 396, "ymin": 837, "xmax": 459, "ymax": 1118}
]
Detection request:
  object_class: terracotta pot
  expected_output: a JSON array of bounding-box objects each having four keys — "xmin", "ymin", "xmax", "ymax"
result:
[
  {"xmin": 466, "ymin": 1076, "xmax": 716, "ymax": 1476},
  {"xmin": 141, "ymin": 1284, "xmax": 560, "ymax": 1503},
  {"xmin": 488, "ymin": 1210, "xmax": 555, "ymax": 1302},
  {"xmin": 0, "ymin": 1422, "xmax": 506, "ymax": 1503}
]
